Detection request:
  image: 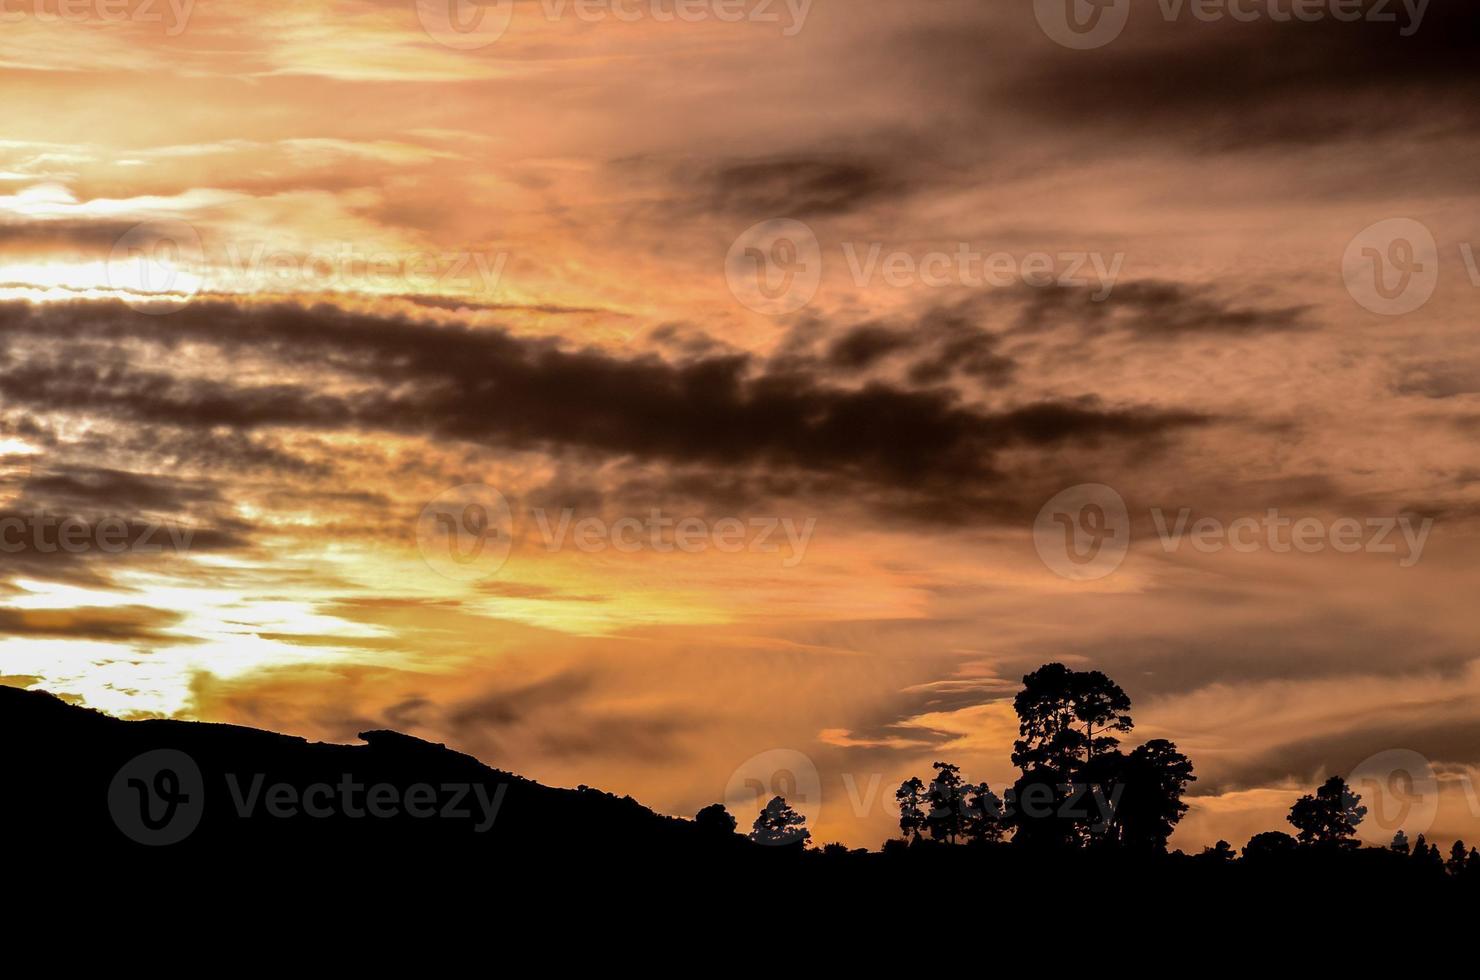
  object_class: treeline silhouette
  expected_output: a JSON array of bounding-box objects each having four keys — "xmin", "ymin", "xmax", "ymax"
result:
[
  {"xmin": 825, "ymin": 664, "xmax": 1480, "ymax": 892},
  {"xmin": 4, "ymin": 665, "xmax": 1476, "ymax": 899}
]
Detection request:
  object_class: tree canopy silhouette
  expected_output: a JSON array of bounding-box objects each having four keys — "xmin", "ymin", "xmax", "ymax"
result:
[
  {"xmin": 695, "ymin": 803, "xmax": 737, "ymax": 838},
  {"xmin": 896, "ymin": 776, "xmax": 926, "ymax": 843},
  {"xmin": 750, "ymin": 796, "xmax": 810, "ymax": 848},
  {"xmin": 1012, "ymin": 663, "xmax": 1133, "ymax": 772},
  {"xmin": 1287, "ymin": 776, "xmax": 1365, "ymax": 848}
]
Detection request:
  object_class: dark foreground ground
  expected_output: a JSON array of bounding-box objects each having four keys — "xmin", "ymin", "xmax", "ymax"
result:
[{"xmin": 2, "ymin": 684, "xmax": 1468, "ymax": 922}]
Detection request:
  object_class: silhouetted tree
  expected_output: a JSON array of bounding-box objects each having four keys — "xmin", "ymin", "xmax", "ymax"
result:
[
  {"xmin": 896, "ymin": 776, "xmax": 926, "ymax": 843},
  {"xmin": 750, "ymin": 796, "xmax": 810, "ymax": 847},
  {"xmin": 1005, "ymin": 765, "xmax": 1076, "ymax": 850},
  {"xmin": 925, "ymin": 762, "xmax": 969, "ymax": 843},
  {"xmin": 1448, "ymin": 840, "xmax": 1468, "ymax": 876},
  {"xmin": 1467, "ymin": 848, "xmax": 1480, "ymax": 881},
  {"xmin": 880, "ymin": 837, "xmax": 909, "ymax": 858},
  {"xmin": 1092, "ymin": 739, "xmax": 1196, "ymax": 852},
  {"xmin": 1243, "ymin": 831, "xmax": 1298, "ymax": 862},
  {"xmin": 1390, "ymin": 829, "xmax": 1410, "ymax": 855},
  {"xmin": 964, "ymin": 781, "xmax": 1005, "ymax": 844},
  {"xmin": 1410, "ymin": 835, "xmax": 1444, "ymax": 875},
  {"xmin": 1012, "ymin": 664, "xmax": 1133, "ymax": 773},
  {"xmin": 1287, "ymin": 776, "xmax": 1365, "ymax": 848},
  {"xmin": 695, "ymin": 803, "xmax": 737, "ymax": 838},
  {"xmin": 1198, "ymin": 840, "xmax": 1236, "ymax": 863}
]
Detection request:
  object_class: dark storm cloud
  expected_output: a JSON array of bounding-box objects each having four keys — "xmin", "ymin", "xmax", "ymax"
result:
[
  {"xmin": 999, "ymin": 1, "xmax": 1480, "ymax": 148},
  {"xmin": 1196, "ymin": 715, "xmax": 1480, "ymax": 797},
  {"xmin": 0, "ymin": 300, "xmax": 1210, "ymax": 513},
  {"xmin": 444, "ymin": 671, "xmax": 597, "ymax": 732},
  {"xmin": 646, "ymin": 323, "xmax": 734, "ymax": 359},
  {"xmin": 887, "ymin": 3, "xmax": 1478, "ymax": 154},
  {"xmin": 1007, "ymin": 281, "xmax": 1311, "ymax": 339},
  {"xmin": 818, "ymin": 304, "xmax": 1016, "ymax": 385},
  {"xmin": 784, "ymin": 284, "xmax": 1303, "ymax": 398},
  {"xmin": 0, "ymin": 500, "xmax": 253, "ymax": 588},
  {"xmin": 397, "ymin": 294, "xmax": 623, "ymax": 317},
  {"xmin": 698, "ymin": 156, "xmax": 910, "ymax": 218},
  {"xmin": 22, "ymin": 465, "xmax": 221, "ymax": 514},
  {"xmin": 444, "ymin": 668, "xmax": 704, "ymax": 763},
  {"xmin": 0, "ymin": 220, "xmax": 141, "ymax": 256},
  {"xmin": 1394, "ymin": 362, "xmax": 1480, "ymax": 400},
  {"xmin": 825, "ymin": 323, "xmax": 918, "ymax": 371},
  {"xmin": 0, "ymin": 604, "xmax": 189, "ymax": 644},
  {"xmin": 1072, "ymin": 620, "xmax": 1476, "ymax": 702},
  {"xmin": 113, "ymin": 428, "xmax": 331, "ymax": 478},
  {"xmin": 535, "ymin": 713, "xmax": 700, "ymax": 763},
  {"xmin": 0, "ymin": 351, "xmax": 350, "ymax": 429}
]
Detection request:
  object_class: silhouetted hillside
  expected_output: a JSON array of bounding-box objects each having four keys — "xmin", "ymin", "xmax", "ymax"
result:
[
  {"xmin": 1, "ymin": 685, "xmax": 746, "ymax": 875},
  {"xmin": 4, "ymin": 680, "xmax": 1474, "ymax": 908}
]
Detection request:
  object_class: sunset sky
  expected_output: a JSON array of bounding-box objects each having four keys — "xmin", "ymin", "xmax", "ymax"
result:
[{"xmin": 2, "ymin": 0, "xmax": 1479, "ymax": 851}]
